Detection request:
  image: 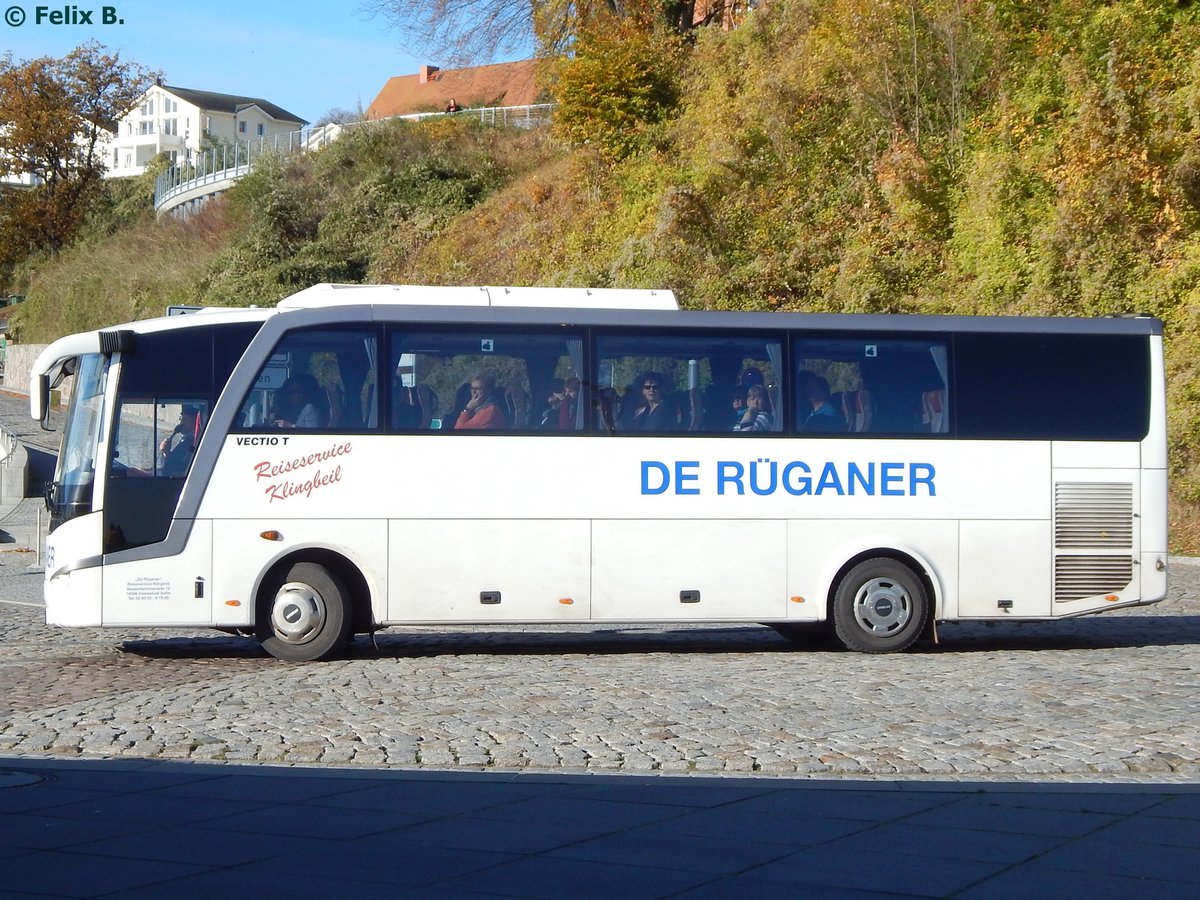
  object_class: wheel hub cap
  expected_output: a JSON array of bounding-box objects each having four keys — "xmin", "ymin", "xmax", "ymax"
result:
[
  {"xmin": 271, "ymin": 582, "xmax": 326, "ymax": 645},
  {"xmin": 854, "ymin": 577, "xmax": 911, "ymax": 635}
]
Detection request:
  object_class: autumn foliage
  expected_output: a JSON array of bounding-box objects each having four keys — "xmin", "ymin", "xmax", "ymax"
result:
[{"xmin": 0, "ymin": 42, "xmax": 157, "ymax": 269}]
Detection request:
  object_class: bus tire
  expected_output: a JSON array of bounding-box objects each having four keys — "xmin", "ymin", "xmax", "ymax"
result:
[
  {"xmin": 256, "ymin": 562, "xmax": 352, "ymax": 661},
  {"xmin": 831, "ymin": 558, "xmax": 928, "ymax": 653}
]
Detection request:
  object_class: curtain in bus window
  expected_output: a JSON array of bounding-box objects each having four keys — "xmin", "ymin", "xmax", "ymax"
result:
[
  {"xmin": 567, "ymin": 338, "xmax": 585, "ymax": 430},
  {"xmin": 927, "ymin": 345, "xmax": 950, "ymax": 434},
  {"xmin": 766, "ymin": 343, "xmax": 784, "ymax": 431},
  {"xmin": 363, "ymin": 335, "xmax": 379, "ymax": 428}
]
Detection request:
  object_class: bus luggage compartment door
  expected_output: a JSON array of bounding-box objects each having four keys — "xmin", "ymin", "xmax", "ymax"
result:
[
  {"xmin": 388, "ymin": 520, "xmax": 591, "ymax": 621},
  {"xmin": 957, "ymin": 520, "xmax": 1052, "ymax": 618},
  {"xmin": 591, "ymin": 519, "xmax": 787, "ymax": 620}
]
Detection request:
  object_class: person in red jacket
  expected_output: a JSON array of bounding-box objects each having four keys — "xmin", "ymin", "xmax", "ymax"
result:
[{"xmin": 455, "ymin": 373, "xmax": 508, "ymax": 429}]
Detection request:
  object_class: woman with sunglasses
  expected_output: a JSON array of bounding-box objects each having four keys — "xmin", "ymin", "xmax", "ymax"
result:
[{"xmin": 629, "ymin": 372, "xmax": 680, "ymax": 431}]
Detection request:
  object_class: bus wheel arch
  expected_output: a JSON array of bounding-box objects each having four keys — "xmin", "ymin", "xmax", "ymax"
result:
[
  {"xmin": 255, "ymin": 551, "xmax": 372, "ymax": 661},
  {"xmin": 826, "ymin": 550, "xmax": 935, "ymax": 653}
]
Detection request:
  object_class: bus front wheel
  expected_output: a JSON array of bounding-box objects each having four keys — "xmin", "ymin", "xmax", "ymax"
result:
[
  {"xmin": 256, "ymin": 562, "xmax": 352, "ymax": 661},
  {"xmin": 831, "ymin": 558, "xmax": 928, "ymax": 653}
]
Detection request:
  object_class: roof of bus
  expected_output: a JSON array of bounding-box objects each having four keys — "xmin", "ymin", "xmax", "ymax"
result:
[
  {"xmin": 259, "ymin": 300, "xmax": 1163, "ymax": 336},
  {"xmin": 77, "ymin": 286, "xmax": 1165, "ymax": 338},
  {"xmin": 277, "ymin": 283, "xmax": 680, "ymax": 310}
]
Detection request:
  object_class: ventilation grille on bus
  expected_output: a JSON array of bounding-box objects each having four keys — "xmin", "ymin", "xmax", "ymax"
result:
[
  {"xmin": 1054, "ymin": 555, "xmax": 1135, "ymax": 603},
  {"xmin": 1054, "ymin": 482, "xmax": 1134, "ymax": 548}
]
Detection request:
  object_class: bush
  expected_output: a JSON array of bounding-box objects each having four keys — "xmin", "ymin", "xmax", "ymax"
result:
[{"xmin": 549, "ymin": 19, "xmax": 687, "ymax": 163}]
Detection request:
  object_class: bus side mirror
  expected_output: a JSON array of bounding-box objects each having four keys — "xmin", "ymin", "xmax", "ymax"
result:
[{"xmin": 38, "ymin": 373, "xmax": 54, "ymax": 431}]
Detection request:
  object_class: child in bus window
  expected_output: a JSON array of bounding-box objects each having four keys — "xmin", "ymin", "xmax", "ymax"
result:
[{"xmin": 734, "ymin": 384, "xmax": 774, "ymax": 432}]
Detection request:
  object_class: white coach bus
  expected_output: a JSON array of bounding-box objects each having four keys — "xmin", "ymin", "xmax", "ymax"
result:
[{"xmin": 30, "ymin": 283, "xmax": 1167, "ymax": 660}]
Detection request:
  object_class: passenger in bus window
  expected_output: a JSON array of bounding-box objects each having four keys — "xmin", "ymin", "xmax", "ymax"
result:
[
  {"xmin": 629, "ymin": 372, "xmax": 681, "ymax": 430},
  {"xmin": 159, "ymin": 405, "xmax": 203, "ymax": 476},
  {"xmin": 734, "ymin": 384, "xmax": 774, "ymax": 432},
  {"xmin": 697, "ymin": 383, "xmax": 739, "ymax": 431},
  {"xmin": 540, "ymin": 377, "xmax": 580, "ymax": 429},
  {"xmin": 273, "ymin": 374, "xmax": 326, "ymax": 428},
  {"xmin": 730, "ymin": 386, "xmax": 746, "ymax": 422},
  {"xmin": 455, "ymin": 373, "xmax": 508, "ymax": 429},
  {"xmin": 798, "ymin": 372, "xmax": 846, "ymax": 432},
  {"xmin": 594, "ymin": 386, "xmax": 620, "ymax": 433}
]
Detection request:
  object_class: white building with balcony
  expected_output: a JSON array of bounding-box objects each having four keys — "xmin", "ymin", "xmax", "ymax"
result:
[{"xmin": 108, "ymin": 81, "xmax": 307, "ymax": 177}]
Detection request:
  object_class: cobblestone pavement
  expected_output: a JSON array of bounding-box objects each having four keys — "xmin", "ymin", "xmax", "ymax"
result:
[
  {"xmin": 3, "ymin": 392, "xmax": 1199, "ymax": 781},
  {"xmin": 3, "ymin": 537, "xmax": 1200, "ymax": 779}
]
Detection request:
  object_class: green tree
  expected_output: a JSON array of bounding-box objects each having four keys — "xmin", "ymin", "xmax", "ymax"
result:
[
  {"xmin": 550, "ymin": 17, "xmax": 687, "ymax": 163},
  {"xmin": 0, "ymin": 42, "xmax": 158, "ymax": 267}
]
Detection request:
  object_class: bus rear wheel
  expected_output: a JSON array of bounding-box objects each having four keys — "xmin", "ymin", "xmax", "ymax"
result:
[
  {"xmin": 831, "ymin": 558, "xmax": 928, "ymax": 653},
  {"xmin": 256, "ymin": 562, "xmax": 351, "ymax": 661}
]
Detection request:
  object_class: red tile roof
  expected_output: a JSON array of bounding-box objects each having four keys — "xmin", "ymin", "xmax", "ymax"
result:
[{"xmin": 365, "ymin": 60, "xmax": 543, "ymax": 118}]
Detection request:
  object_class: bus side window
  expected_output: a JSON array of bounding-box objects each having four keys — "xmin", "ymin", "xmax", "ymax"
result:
[
  {"xmin": 596, "ymin": 336, "xmax": 780, "ymax": 435},
  {"xmin": 234, "ymin": 327, "xmax": 378, "ymax": 433},
  {"xmin": 793, "ymin": 337, "xmax": 948, "ymax": 436},
  {"xmin": 388, "ymin": 329, "xmax": 583, "ymax": 433}
]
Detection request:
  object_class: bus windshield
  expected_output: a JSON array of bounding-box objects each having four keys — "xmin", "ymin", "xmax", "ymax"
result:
[{"xmin": 49, "ymin": 352, "xmax": 109, "ymax": 525}]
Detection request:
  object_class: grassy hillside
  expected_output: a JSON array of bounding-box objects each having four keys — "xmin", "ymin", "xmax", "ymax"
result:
[{"xmin": 11, "ymin": 0, "xmax": 1200, "ymax": 548}]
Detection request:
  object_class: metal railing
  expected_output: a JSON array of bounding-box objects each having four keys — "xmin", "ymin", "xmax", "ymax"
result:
[
  {"xmin": 153, "ymin": 128, "xmax": 335, "ymax": 211},
  {"xmin": 389, "ymin": 104, "xmax": 555, "ymax": 128},
  {"xmin": 153, "ymin": 104, "xmax": 555, "ymax": 213}
]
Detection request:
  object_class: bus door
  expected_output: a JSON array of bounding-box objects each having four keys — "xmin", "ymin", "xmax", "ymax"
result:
[{"xmin": 100, "ymin": 397, "xmax": 213, "ymax": 625}]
